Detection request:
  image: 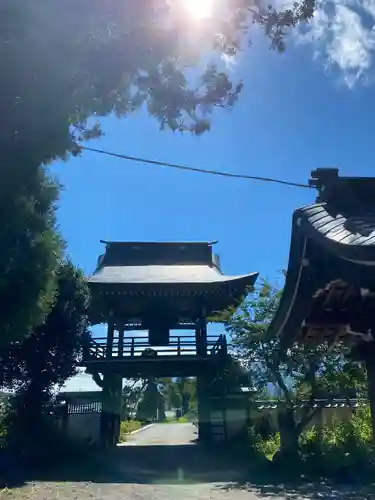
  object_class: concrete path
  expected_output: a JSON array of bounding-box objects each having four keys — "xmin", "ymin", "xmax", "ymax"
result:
[
  {"xmin": 124, "ymin": 422, "xmax": 197, "ymax": 446},
  {"xmin": 5, "ymin": 423, "xmax": 374, "ymax": 500}
]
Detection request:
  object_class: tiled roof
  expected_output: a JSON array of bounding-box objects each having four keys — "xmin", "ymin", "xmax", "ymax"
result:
[{"xmin": 89, "ymin": 264, "xmax": 257, "ymax": 285}]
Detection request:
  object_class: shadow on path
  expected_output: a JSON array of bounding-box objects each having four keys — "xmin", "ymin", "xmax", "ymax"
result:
[
  {"xmin": 23, "ymin": 442, "xmax": 247, "ymax": 486},
  {"xmin": 215, "ymin": 463, "xmax": 375, "ymax": 500},
  {"xmin": 6, "ymin": 442, "xmax": 375, "ymax": 500}
]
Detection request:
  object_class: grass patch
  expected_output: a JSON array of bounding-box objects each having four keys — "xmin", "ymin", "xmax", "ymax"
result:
[
  {"xmin": 162, "ymin": 416, "xmax": 190, "ymax": 423},
  {"xmin": 119, "ymin": 420, "xmax": 142, "ymax": 442}
]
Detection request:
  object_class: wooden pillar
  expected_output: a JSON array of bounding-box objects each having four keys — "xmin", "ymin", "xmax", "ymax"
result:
[
  {"xmin": 195, "ymin": 314, "xmax": 207, "ymax": 356},
  {"xmin": 196, "ymin": 375, "xmax": 212, "ymax": 444},
  {"xmin": 195, "ymin": 320, "xmax": 201, "ymax": 356},
  {"xmin": 101, "ymin": 373, "xmax": 123, "ymax": 448},
  {"xmin": 118, "ymin": 323, "xmax": 124, "ymax": 358},
  {"xmin": 106, "ymin": 315, "xmax": 115, "ymax": 359},
  {"xmin": 201, "ymin": 318, "xmax": 207, "ymax": 354}
]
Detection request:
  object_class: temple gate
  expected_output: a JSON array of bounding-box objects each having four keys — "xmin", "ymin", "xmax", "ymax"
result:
[{"xmin": 83, "ymin": 240, "xmax": 258, "ymax": 446}]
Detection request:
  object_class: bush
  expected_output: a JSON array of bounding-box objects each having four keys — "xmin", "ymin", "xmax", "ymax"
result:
[
  {"xmin": 243, "ymin": 407, "xmax": 375, "ymax": 484},
  {"xmin": 119, "ymin": 420, "xmax": 142, "ymax": 442},
  {"xmin": 185, "ymin": 408, "xmax": 198, "ymax": 421},
  {"xmin": 246, "ymin": 425, "xmax": 280, "ymax": 459},
  {"xmin": 162, "ymin": 416, "xmax": 190, "ymax": 423},
  {"xmin": 299, "ymin": 407, "xmax": 375, "ymax": 482}
]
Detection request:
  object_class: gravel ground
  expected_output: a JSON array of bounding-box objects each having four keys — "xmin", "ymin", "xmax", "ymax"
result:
[{"xmin": 1, "ymin": 424, "xmax": 374, "ymax": 500}]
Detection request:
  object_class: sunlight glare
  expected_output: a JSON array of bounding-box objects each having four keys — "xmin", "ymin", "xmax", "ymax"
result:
[{"xmin": 182, "ymin": 0, "xmax": 213, "ymax": 20}]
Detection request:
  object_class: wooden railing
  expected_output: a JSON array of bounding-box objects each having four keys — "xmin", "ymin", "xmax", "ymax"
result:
[{"xmin": 85, "ymin": 334, "xmax": 227, "ymax": 361}]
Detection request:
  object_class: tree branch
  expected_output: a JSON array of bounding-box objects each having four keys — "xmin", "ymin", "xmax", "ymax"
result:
[
  {"xmin": 90, "ymin": 370, "xmax": 104, "ymax": 388},
  {"xmin": 296, "ymin": 405, "xmax": 321, "ymax": 436},
  {"xmin": 260, "ymin": 340, "xmax": 294, "ymax": 407}
]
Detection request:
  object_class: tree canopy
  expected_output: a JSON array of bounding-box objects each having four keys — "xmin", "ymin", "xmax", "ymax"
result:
[
  {"xmin": 0, "ymin": 167, "xmax": 62, "ymax": 346},
  {"xmin": 136, "ymin": 380, "xmax": 165, "ymax": 421},
  {"xmin": 2, "ymin": 0, "xmax": 316, "ymax": 168},
  {"xmin": 0, "ymin": 261, "xmax": 90, "ymax": 394},
  {"xmin": 0, "ymin": 0, "xmax": 317, "ymax": 347},
  {"xmin": 227, "ymin": 281, "xmax": 367, "ymax": 455}
]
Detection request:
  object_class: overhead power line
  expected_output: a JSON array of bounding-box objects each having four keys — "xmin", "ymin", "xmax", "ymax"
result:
[{"xmin": 77, "ymin": 145, "xmax": 312, "ymax": 189}]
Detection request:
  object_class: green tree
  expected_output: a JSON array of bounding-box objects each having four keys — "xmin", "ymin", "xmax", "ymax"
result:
[
  {"xmin": 1, "ymin": 1, "xmax": 316, "ymax": 345},
  {"xmin": 227, "ymin": 281, "xmax": 366, "ymax": 459},
  {"xmin": 136, "ymin": 379, "xmax": 165, "ymax": 422},
  {"xmin": 2, "ymin": 0, "xmax": 316, "ymax": 168},
  {"xmin": 136, "ymin": 380, "xmax": 164, "ymax": 422},
  {"xmin": 175, "ymin": 377, "xmax": 197, "ymax": 415},
  {"xmin": 211, "ymin": 356, "xmax": 252, "ymax": 396},
  {"xmin": 122, "ymin": 379, "xmax": 146, "ymax": 418},
  {"xmin": 0, "ymin": 166, "xmax": 62, "ymax": 347},
  {"xmin": 158, "ymin": 377, "xmax": 198, "ymax": 414},
  {"xmin": 1, "ymin": 261, "xmax": 90, "ymax": 452},
  {"xmin": 159, "ymin": 378, "xmax": 182, "ymax": 410}
]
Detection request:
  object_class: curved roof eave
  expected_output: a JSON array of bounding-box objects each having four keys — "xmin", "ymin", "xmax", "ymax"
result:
[
  {"xmin": 267, "ymin": 201, "xmax": 375, "ymax": 346},
  {"xmin": 295, "ymin": 203, "xmax": 375, "ymax": 264},
  {"xmin": 87, "ymin": 265, "xmax": 258, "ymax": 287},
  {"xmin": 266, "ymin": 212, "xmax": 313, "ymax": 346},
  {"xmin": 228, "ymin": 272, "xmax": 259, "ymax": 287}
]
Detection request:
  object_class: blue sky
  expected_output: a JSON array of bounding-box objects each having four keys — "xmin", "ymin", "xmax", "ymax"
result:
[{"xmin": 57, "ymin": 5, "xmax": 375, "ymax": 391}]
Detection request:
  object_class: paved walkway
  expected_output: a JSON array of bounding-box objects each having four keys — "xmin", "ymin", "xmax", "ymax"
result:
[
  {"xmin": 123, "ymin": 422, "xmax": 197, "ymax": 446},
  {"xmin": 3, "ymin": 424, "xmax": 374, "ymax": 500}
]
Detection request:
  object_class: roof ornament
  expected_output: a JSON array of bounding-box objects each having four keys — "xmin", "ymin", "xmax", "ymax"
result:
[
  {"xmin": 308, "ymin": 168, "xmax": 339, "ymax": 203},
  {"xmin": 309, "ymin": 168, "xmax": 375, "ymax": 210}
]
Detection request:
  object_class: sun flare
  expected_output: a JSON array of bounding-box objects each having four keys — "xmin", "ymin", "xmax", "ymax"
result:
[{"xmin": 182, "ymin": 0, "xmax": 213, "ymax": 19}]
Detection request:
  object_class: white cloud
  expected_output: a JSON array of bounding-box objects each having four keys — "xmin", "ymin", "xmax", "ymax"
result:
[{"xmin": 296, "ymin": 0, "xmax": 375, "ymax": 87}]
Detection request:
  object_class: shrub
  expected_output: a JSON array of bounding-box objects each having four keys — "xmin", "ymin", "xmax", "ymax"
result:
[
  {"xmin": 119, "ymin": 420, "xmax": 142, "ymax": 442},
  {"xmin": 246, "ymin": 425, "xmax": 280, "ymax": 459},
  {"xmin": 162, "ymin": 416, "xmax": 190, "ymax": 423},
  {"xmin": 243, "ymin": 407, "xmax": 375, "ymax": 484},
  {"xmin": 299, "ymin": 406, "xmax": 374, "ymax": 482},
  {"xmin": 185, "ymin": 408, "xmax": 198, "ymax": 421}
]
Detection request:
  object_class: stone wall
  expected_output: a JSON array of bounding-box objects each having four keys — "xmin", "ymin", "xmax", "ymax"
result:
[
  {"xmin": 250, "ymin": 400, "xmax": 364, "ymax": 434},
  {"xmin": 210, "ymin": 394, "xmax": 249, "ymax": 442},
  {"xmin": 208, "ymin": 396, "xmax": 364, "ymax": 443}
]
